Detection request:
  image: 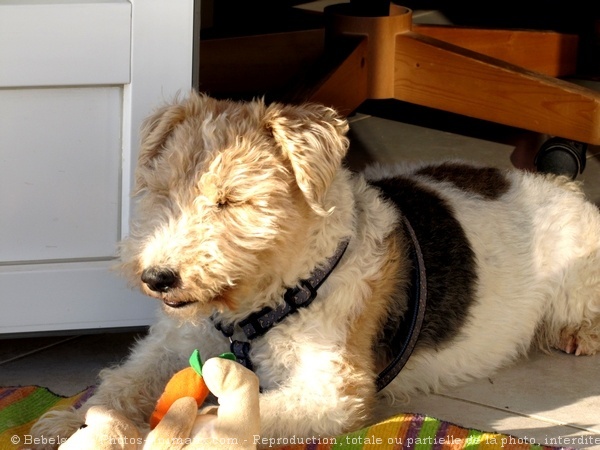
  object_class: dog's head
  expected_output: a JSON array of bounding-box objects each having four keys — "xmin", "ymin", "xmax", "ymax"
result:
[{"xmin": 119, "ymin": 92, "xmax": 349, "ymax": 318}]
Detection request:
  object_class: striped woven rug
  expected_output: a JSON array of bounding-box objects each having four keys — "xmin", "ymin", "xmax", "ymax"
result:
[
  {"xmin": 0, "ymin": 386, "xmax": 574, "ymax": 450},
  {"xmin": 0, "ymin": 386, "xmax": 94, "ymax": 449}
]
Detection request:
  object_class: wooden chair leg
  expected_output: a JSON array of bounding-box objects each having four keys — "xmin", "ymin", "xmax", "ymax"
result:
[
  {"xmin": 303, "ymin": 38, "xmax": 370, "ymax": 115},
  {"xmin": 199, "ymin": 30, "xmax": 326, "ymax": 100},
  {"xmin": 413, "ymin": 25, "xmax": 579, "ymax": 77},
  {"xmin": 393, "ymin": 31, "xmax": 600, "ymax": 145}
]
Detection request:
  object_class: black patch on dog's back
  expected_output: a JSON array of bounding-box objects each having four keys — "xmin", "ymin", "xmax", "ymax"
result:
[
  {"xmin": 416, "ymin": 163, "xmax": 510, "ymax": 200},
  {"xmin": 370, "ymin": 176, "xmax": 478, "ymax": 349}
]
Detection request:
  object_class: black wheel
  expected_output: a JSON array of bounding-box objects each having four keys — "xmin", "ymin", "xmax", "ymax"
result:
[{"xmin": 534, "ymin": 137, "xmax": 587, "ymax": 179}]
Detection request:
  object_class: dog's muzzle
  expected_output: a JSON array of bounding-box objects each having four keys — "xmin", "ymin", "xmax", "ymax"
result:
[
  {"xmin": 141, "ymin": 267, "xmax": 180, "ymax": 294},
  {"xmin": 141, "ymin": 267, "xmax": 193, "ymax": 308}
]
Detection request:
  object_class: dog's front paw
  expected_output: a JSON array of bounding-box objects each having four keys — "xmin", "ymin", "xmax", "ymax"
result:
[
  {"xmin": 558, "ymin": 326, "xmax": 599, "ymax": 356},
  {"xmin": 29, "ymin": 408, "xmax": 85, "ymax": 449}
]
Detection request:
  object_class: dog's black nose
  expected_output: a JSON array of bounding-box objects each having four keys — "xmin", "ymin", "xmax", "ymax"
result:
[{"xmin": 141, "ymin": 267, "xmax": 180, "ymax": 293}]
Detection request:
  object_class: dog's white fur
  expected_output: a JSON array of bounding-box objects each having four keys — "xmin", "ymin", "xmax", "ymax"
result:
[{"xmin": 32, "ymin": 93, "xmax": 600, "ymax": 447}]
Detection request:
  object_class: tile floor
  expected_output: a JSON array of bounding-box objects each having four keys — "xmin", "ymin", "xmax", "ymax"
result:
[{"xmin": 2, "ymin": 96, "xmax": 600, "ymax": 448}]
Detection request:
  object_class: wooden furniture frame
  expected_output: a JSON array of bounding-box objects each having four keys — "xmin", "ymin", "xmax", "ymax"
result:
[{"xmin": 200, "ymin": 3, "xmax": 600, "ymax": 147}]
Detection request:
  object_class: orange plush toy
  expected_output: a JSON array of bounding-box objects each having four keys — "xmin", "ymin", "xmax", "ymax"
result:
[{"xmin": 150, "ymin": 350, "xmax": 235, "ymax": 429}]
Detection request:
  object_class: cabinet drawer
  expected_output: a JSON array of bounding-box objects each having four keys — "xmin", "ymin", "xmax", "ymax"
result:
[{"xmin": 0, "ymin": 0, "xmax": 131, "ymax": 87}]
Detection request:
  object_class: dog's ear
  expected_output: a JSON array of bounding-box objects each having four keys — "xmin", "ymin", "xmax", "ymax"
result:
[
  {"xmin": 135, "ymin": 94, "xmax": 204, "ymax": 192},
  {"xmin": 265, "ymin": 103, "xmax": 349, "ymax": 215},
  {"xmin": 137, "ymin": 102, "xmax": 188, "ymax": 170}
]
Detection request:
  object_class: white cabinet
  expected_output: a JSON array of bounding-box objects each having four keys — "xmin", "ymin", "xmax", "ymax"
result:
[{"xmin": 0, "ymin": 0, "xmax": 196, "ymax": 334}]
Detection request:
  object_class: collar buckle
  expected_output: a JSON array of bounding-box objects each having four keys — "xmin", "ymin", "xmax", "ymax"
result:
[{"xmin": 230, "ymin": 340, "xmax": 253, "ymax": 371}]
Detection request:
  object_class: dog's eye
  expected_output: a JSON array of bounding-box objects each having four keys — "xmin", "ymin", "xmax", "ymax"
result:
[
  {"xmin": 197, "ymin": 175, "xmax": 248, "ymax": 210},
  {"xmin": 199, "ymin": 174, "xmax": 228, "ymax": 207},
  {"xmin": 197, "ymin": 193, "xmax": 230, "ymax": 209},
  {"xmin": 215, "ymin": 197, "xmax": 229, "ymax": 208}
]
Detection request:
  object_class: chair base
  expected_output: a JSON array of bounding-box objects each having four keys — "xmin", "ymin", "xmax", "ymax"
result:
[{"xmin": 199, "ymin": 4, "xmax": 600, "ymax": 146}]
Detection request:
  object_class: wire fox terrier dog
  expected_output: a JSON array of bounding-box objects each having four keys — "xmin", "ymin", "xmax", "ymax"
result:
[{"xmin": 33, "ymin": 92, "xmax": 600, "ymax": 446}]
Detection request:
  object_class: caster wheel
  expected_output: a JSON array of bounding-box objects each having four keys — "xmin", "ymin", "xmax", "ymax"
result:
[{"xmin": 534, "ymin": 137, "xmax": 587, "ymax": 179}]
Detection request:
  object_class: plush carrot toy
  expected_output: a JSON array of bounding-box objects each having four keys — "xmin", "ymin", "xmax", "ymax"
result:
[{"xmin": 149, "ymin": 350, "xmax": 235, "ymax": 429}]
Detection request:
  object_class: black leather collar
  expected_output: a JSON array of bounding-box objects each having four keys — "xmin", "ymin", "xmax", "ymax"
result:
[
  {"xmin": 375, "ymin": 215, "xmax": 427, "ymax": 391},
  {"xmin": 213, "ymin": 239, "xmax": 350, "ymax": 370}
]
